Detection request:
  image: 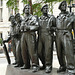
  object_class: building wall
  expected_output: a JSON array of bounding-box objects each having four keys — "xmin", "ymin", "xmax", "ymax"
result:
[
  {"xmin": 0, "ymin": 0, "xmax": 9, "ymax": 40},
  {"xmin": 0, "ymin": 0, "xmax": 24, "ymax": 40}
]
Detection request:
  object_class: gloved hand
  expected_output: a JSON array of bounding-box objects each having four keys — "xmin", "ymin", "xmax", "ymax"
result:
[
  {"xmin": 20, "ymin": 26, "xmax": 24, "ymax": 32},
  {"xmin": 26, "ymin": 26, "xmax": 30, "ymax": 31},
  {"xmin": 3, "ymin": 40, "xmax": 7, "ymax": 43}
]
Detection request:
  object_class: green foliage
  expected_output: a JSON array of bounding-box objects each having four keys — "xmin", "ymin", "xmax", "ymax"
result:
[
  {"xmin": 0, "ymin": 38, "xmax": 2, "ymax": 44},
  {"xmin": 44, "ymin": 0, "xmax": 58, "ymax": 3},
  {"xmin": 43, "ymin": 0, "xmax": 74, "ymax": 4},
  {"xmin": 42, "ymin": 0, "xmax": 74, "ymax": 14},
  {"xmin": 6, "ymin": 0, "xmax": 74, "ymax": 15},
  {"xmin": 32, "ymin": 3, "xmax": 42, "ymax": 16},
  {"xmin": 6, "ymin": 0, "xmax": 19, "ymax": 11},
  {"xmin": 22, "ymin": 0, "xmax": 28, "ymax": 4},
  {"xmin": 22, "ymin": 0, "xmax": 42, "ymax": 16}
]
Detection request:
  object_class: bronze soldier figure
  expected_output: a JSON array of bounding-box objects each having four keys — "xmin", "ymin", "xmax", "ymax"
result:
[
  {"xmin": 20, "ymin": 4, "xmax": 39, "ymax": 72},
  {"xmin": 3, "ymin": 15, "xmax": 17, "ymax": 65},
  {"xmin": 14, "ymin": 13, "xmax": 24, "ymax": 67},
  {"xmin": 20, "ymin": 18, "xmax": 30, "ymax": 70},
  {"xmin": 38, "ymin": 4, "xmax": 56, "ymax": 73},
  {"xmin": 56, "ymin": 1, "xmax": 75, "ymax": 74}
]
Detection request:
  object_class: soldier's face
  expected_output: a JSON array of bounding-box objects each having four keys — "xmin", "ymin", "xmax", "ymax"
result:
[
  {"xmin": 24, "ymin": 6, "xmax": 31, "ymax": 14},
  {"xmin": 42, "ymin": 7, "xmax": 48, "ymax": 14},
  {"xmin": 10, "ymin": 17, "xmax": 15, "ymax": 23},
  {"xmin": 16, "ymin": 15, "xmax": 20, "ymax": 22},
  {"xmin": 61, "ymin": 3, "xmax": 66, "ymax": 11}
]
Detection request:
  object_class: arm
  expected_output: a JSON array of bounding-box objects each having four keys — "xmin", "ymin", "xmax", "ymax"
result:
[
  {"xmin": 3, "ymin": 36, "xmax": 11, "ymax": 43},
  {"xmin": 47, "ymin": 15, "xmax": 56, "ymax": 32},
  {"xmin": 20, "ymin": 21, "xmax": 25, "ymax": 32},
  {"xmin": 51, "ymin": 16, "xmax": 56, "ymax": 32},
  {"xmin": 26, "ymin": 16, "xmax": 39, "ymax": 31},
  {"xmin": 29, "ymin": 22, "xmax": 39, "ymax": 31}
]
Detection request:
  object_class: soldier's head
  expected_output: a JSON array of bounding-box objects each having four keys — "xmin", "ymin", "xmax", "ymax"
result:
[
  {"xmin": 9, "ymin": 15, "xmax": 15, "ymax": 23},
  {"xmin": 23, "ymin": 4, "xmax": 31, "ymax": 14},
  {"xmin": 59, "ymin": 1, "xmax": 67, "ymax": 11},
  {"xmin": 15, "ymin": 13, "xmax": 21, "ymax": 22},
  {"xmin": 41, "ymin": 4, "xmax": 48, "ymax": 14}
]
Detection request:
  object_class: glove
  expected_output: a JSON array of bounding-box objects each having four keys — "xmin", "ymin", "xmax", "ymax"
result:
[
  {"xmin": 3, "ymin": 40, "xmax": 7, "ymax": 43},
  {"xmin": 26, "ymin": 26, "xmax": 30, "ymax": 31},
  {"xmin": 20, "ymin": 26, "xmax": 24, "ymax": 32}
]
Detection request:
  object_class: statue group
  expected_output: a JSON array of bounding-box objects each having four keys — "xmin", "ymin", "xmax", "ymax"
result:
[{"xmin": 3, "ymin": 1, "xmax": 75, "ymax": 75}]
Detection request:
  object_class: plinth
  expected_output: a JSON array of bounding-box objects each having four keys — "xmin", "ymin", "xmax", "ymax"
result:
[{"xmin": 6, "ymin": 65, "xmax": 68, "ymax": 75}]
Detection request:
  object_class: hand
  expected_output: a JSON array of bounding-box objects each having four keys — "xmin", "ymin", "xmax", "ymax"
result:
[
  {"xmin": 46, "ymin": 27, "xmax": 50, "ymax": 32},
  {"xmin": 50, "ymin": 27, "xmax": 56, "ymax": 31},
  {"xmin": 26, "ymin": 26, "xmax": 30, "ymax": 31},
  {"xmin": 20, "ymin": 26, "xmax": 24, "ymax": 32},
  {"xmin": 3, "ymin": 40, "xmax": 6, "ymax": 43}
]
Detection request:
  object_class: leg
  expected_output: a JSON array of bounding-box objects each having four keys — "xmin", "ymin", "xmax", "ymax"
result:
[
  {"xmin": 21, "ymin": 34, "xmax": 30, "ymax": 69},
  {"xmin": 27, "ymin": 34, "xmax": 39, "ymax": 72},
  {"xmin": 64, "ymin": 34, "xmax": 75, "ymax": 74},
  {"xmin": 15, "ymin": 40, "xmax": 24, "ymax": 67},
  {"xmin": 45, "ymin": 35, "xmax": 53, "ymax": 73},
  {"xmin": 11, "ymin": 38, "xmax": 17, "ymax": 64},
  {"xmin": 38, "ymin": 38, "xmax": 45, "ymax": 69},
  {"xmin": 56, "ymin": 35, "xmax": 66, "ymax": 73}
]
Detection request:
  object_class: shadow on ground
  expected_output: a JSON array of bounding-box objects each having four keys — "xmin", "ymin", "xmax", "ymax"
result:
[{"xmin": 6, "ymin": 65, "xmax": 68, "ymax": 75}]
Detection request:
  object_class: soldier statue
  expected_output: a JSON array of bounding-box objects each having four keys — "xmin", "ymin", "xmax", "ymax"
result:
[
  {"xmin": 56, "ymin": 1, "xmax": 75, "ymax": 74},
  {"xmin": 3, "ymin": 15, "xmax": 17, "ymax": 65},
  {"xmin": 14, "ymin": 13, "xmax": 24, "ymax": 67},
  {"xmin": 20, "ymin": 4, "xmax": 39, "ymax": 72},
  {"xmin": 38, "ymin": 4, "xmax": 56, "ymax": 73}
]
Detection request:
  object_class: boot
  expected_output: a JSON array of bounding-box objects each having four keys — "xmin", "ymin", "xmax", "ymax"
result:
[
  {"xmin": 21, "ymin": 64, "xmax": 30, "ymax": 69},
  {"xmin": 45, "ymin": 66, "xmax": 52, "ymax": 73},
  {"xmin": 32, "ymin": 66, "xmax": 39, "ymax": 72},
  {"xmin": 57, "ymin": 66, "xmax": 66, "ymax": 73}
]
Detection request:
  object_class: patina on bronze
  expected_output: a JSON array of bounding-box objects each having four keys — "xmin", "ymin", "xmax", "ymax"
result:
[
  {"xmin": 20, "ymin": 4, "xmax": 39, "ymax": 72},
  {"xmin": 3, "ymin": 15, "xmax": 17, "ymax": 65},
  {"xmin": 38, "ymin": 4, "xmax": 56, "ymax": 73},
  {"xmin": 56, "ymin": 1, "xmax": 75, "ymax": 74},
  {"xmin": 14, "ymin": 13, "xmax": 24, "ymax": 67}
]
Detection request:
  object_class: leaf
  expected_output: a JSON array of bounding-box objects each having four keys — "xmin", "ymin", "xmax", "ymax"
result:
[
  {"xmin": 6, "ymin": 0, "xmax": 74, "ymax": 15},
  {"xmin": 32, "ymin": 3, "xmax": 42, "ymax": 16},
  {"xmin": 22, "ymin": 0, "xmax": 28, "ymax": 4},
  {"xmin": 0, "ymin": 38, "xmax": 2, "ymax": 44}
]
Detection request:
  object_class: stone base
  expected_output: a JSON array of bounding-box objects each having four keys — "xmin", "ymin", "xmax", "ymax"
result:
[{"xmin": 6, "ymin": 65, "xmax": 68, "ymax": 75}]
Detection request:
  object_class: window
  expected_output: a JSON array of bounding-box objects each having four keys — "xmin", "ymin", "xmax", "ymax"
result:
[
  {"xmin": 0, "ymin": 0, "xmax": 3, "ymax": 22},
  {"xmin": 8, "ymin": 8, "xmax": 13, "ymax": 17},
  {"xmin": 0, "ymin": 0, "xmax": 3, "ymax": 7},
  {"xmin": 0, "ymin": 33, "xmax": 3, "ymax": 46},
  {"xmin": 8, "ymin": 0, "xmax": 19, "ymax": 16},
  {"xmin": 0, "ymin": 8, "xmax": 3, "ymax": 22}
]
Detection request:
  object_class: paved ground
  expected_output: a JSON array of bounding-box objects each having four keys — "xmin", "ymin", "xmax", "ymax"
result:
[
  {"xmin": 0, "ymin": 51, "xmax": 59, "ymax": 75},
  {"xmin": 0, "ymin": 51, "xmax": 68, "ymax": 75},
  {"xmin": 0, "ymin": 52, "xmax": 15, "ymax": 75},
  {"xmin": 6, "ymin": 65, "xmax": 68, "ymax": 75}
]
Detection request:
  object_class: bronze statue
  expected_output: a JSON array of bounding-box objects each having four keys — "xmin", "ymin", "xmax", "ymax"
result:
[
  {"xmin": 38, "ymin": 4, "xmax": 56, "ymax": 73},
  {"xmin": 3, "ymin": 15, "xmax": 17, "ymax": 65},
  {"xmin": 14, "ymin": 13, "xmax": 24, "ymax": 67},
  {"xmin": 20, "ymin": 4, "xmax": 39, "ymax": 72},
  {"xmin": 56, "ymin": 1, "xmax": 75, "ymax": 74}
]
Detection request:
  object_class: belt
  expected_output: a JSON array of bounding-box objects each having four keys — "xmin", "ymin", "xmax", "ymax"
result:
[{"xmin": 57, "ymin": 28, "xmax": 67, "ymax": 30}]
